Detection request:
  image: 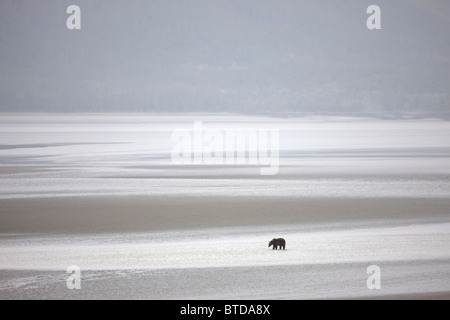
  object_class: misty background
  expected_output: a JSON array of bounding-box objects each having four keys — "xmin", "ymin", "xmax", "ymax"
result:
[{"xmin": 0, "ymin": 0, "xmax": 449, "ymax": 116}]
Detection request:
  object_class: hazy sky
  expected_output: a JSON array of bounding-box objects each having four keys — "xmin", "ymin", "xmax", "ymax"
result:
[{"xmin": 0, "ymin": 0, "xmax": 449, "ymax": 114}]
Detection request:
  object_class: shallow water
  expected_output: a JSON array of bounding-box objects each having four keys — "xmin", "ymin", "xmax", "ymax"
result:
[
  {"xmin": 1, "ymin": 222, "xmax": 450, "ymax": 270},
  {"xmin": 1, "ymin": 115, "xmax": 450, "ymax": 199}
]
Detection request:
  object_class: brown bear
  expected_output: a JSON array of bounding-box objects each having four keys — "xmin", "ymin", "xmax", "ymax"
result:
[{"xmin": 268, "ymin": 238, "xmax": 286, "ymax": 250}]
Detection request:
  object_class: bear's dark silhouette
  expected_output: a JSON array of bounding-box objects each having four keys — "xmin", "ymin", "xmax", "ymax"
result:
[{"xmin": 268, "ymin": 238, "xmax": 286, "ymax": 250}]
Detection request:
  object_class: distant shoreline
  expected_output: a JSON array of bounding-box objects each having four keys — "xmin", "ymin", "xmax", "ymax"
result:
[{"xmin": 0, "ymin": 112, "xmax": 449, "ymax": 121}]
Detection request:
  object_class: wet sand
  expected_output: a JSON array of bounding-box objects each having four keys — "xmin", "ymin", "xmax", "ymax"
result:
[
  {"xmin": 1, "ymin": 193, "xmax": 450, "ymax": 300},
  {"xmin": 1, "ymin": 196, "xmax": 449, "ymax": 235},
  {"xmin": 2, "ymin": 259, "xmax": 450, "ymax": 300}
]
